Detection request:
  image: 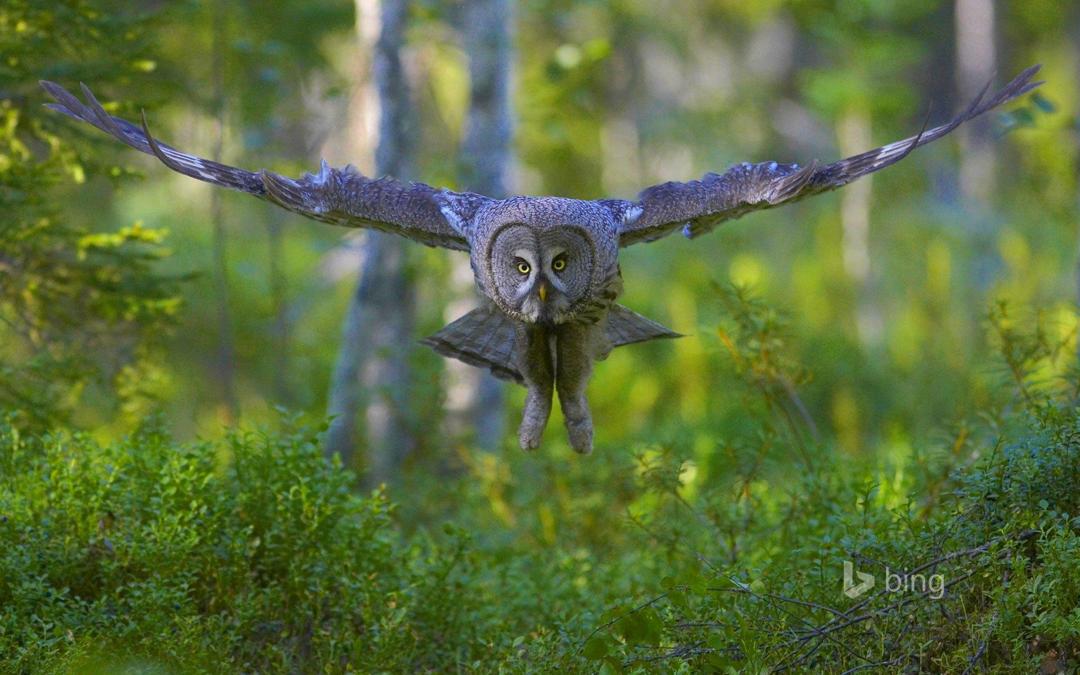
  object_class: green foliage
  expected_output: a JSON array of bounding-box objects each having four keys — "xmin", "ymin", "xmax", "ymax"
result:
[
  {"xmin": 0, "ymin": 290, "xmax": 1077, "ymax": 672},
  {"xmin": 3, "ymin": 0, "xmax": 1080, "ymax": 671},
  {"xmin": 3, "ymin": 395, "xmax": 1077, "ymax": 671},
  {"xmin": 503, "ymin": 291, "xmax": 1080, "ymax": 673},
  {"xmin": 0, "ymin": 414, "xmax": 485, "ymax": 672},
  {"xmin": 0, "ymin": 1, "xmax": 180, "ymax": 430}
]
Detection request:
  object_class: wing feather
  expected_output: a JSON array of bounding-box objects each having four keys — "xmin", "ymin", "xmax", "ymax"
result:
[
  {"xmin": 617, "ymin": 64, "xmax": 1043, "ymax": 247},
  {"xmin": 41, "ymin": 81, "xmax": 484, "ymax": 251}
]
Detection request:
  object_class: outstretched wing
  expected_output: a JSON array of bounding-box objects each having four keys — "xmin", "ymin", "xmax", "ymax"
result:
[
  {"xmin": 40, "ymin": 81, "xmax": 485, "ymax": 251},
  {"xmin": 616, "ymin": 65, "xmax": 1043, "ymax": 247}
]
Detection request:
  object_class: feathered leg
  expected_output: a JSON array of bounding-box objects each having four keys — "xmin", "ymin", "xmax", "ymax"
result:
[
  {"xmin": 513, "ymin": 323, "xmax": 554, "ymax": 450},
  {"xmin": 555, "ymin": 323, "xmax": 598, "ymax": 454}
]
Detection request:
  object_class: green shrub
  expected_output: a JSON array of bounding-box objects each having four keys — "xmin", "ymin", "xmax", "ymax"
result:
[
  {"xmin": 0, "ymin": 1, "xmax": 181, "ymax": 431},
  {"xmin": 538, "ymin": 293, "xmax": 1080, "ymax": 673},
  {"xmin": 0, "ymin": 415, "xmax": 480, "ymax": 672},
  {"xmin": 1, "ymin": 291, "xmax": 1077, "ymax": 673}
]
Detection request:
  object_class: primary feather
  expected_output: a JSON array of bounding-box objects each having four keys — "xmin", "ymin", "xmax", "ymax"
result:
[
  {"xmin": 40, "ymin": 80, "xmax": 479, "ymax": 251},
  {"xmin": 616, "ymin": 64, "xmax": 1042, "ymax": 246}
]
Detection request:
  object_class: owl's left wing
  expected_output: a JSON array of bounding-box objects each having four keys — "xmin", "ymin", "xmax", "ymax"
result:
[
  {"xmin": 615, "ymin": 64, "xmax": 1042, "ymax": 248},
  {"xmin": 40, "ymin": 81, "xmax": 482, "ymax": 251}
]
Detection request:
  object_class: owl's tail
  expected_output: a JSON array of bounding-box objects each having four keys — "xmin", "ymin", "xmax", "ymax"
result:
[
  {"xmin": 421, "ymin": 304, "xmax": 680, "ymax": 386},
  {"xmin": 604, "ymin": 304, "xmax": 682, "ymax": 349},
  {"xmin": 421, "ymin": 304, "xmax": 525, "ymax": 384}
]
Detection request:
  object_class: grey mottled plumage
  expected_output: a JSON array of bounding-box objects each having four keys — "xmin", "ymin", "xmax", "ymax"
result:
[{"xmin": 40, "ymin": 65, "xmax": 1042, "ymax": 453}]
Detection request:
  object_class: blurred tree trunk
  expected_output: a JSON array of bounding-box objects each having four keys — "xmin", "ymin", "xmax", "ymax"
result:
[
  {"xmin": 954, "ymin": 0, "xmax": 997, "ymax": 204},
  {"xmin": 444, "ymin": 0, "xmax": 513, "ymax": 450},
  {"xmin": 954, "ymin": 0, "xmax": 999, "ymax": 297},
  {"xmin": 266, "ymin": 208, "xmax": 291, "ymax": 405},
  {"xmin": 325, "ymin": 0, "xmax": 417, "ymax": 479},
  {"xmin": 838, "ymin": 107, "xmax": 882, "ymax": 346},
  {"xmin": 209, "ymin": 0, "xmax": 238, "ymax": 421}
]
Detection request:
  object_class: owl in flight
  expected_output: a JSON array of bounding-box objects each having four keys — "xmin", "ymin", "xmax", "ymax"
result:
[{"xmin": 41, "ymin": 65, "xmax": 1040, "ymax": 454}]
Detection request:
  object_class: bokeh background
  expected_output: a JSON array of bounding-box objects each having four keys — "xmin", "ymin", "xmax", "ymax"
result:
[
  {"xmin": 2, "ymin": 0, "xmax": 1079, "ymax": 671},
  {"xmin": 12, "ymin": 0, "xmax": 1076, "ymax": 452}
]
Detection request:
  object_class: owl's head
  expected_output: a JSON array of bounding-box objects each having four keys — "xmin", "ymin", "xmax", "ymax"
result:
[
  {"xmin": 456, "ymin": 197, "xmax": 621, "ymax": 324},
  {"xmin": 487, "ymin": 222, "xmax": 594, "ymax": 323}
]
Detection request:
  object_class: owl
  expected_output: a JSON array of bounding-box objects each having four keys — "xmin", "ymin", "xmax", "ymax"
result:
[{"xmin": 40, "ymin": 65, "xmax": 1041, "ymax": 454}]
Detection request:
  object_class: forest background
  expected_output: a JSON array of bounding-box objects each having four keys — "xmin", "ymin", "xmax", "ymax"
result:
[{"xmin": 2, "ymin": 0, "xmax": 1079, "ymax": 671}]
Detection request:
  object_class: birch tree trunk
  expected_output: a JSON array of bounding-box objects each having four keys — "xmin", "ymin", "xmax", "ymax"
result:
[
  {"xmin": 325, "ymin": 0, "xmax": 417, "ymax": 480},
  {"xmin": 954, "ymin": 0, "xmax": 999, "ymax": 299},
  {"xmin": 209, "ymin": 0, "xmax": 238, "ymax": 421},
  {"xmin": 838, "ymin": 107, "xmax": 882, "ymax": 345},
  {"xmin": 954, "ymin": 0, "xmax": 997, "ymax": 205},
  {"xmin": 266, "ymin": 208, "xmax": 291, "ymax": 406},
  {"xmin": 444, "ymin": 0, "xmax": 513, "ymax": 449}
]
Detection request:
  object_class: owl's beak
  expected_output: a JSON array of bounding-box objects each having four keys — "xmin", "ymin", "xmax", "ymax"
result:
[{"xmin": 537, "ymin": 280, "xmax": 548, "ymax": 303}]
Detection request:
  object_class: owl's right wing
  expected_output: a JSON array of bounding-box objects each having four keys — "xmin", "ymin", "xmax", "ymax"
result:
[
  {"xmin": 41, "ymin": 81, "xmax": 488, "ymax": 252},
  {"xmin": 615, "ymin": 64, "xmax": 1042, "ymax": 247}
]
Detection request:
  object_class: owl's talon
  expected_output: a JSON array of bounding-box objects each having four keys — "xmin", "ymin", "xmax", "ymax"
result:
[
  {"xmin": 565, "ymin": 417, "xmax": 593, "ymax": 455},
  {"xmin": 518, "ymin": 425, "xmax": 543, "ymax": 451}
]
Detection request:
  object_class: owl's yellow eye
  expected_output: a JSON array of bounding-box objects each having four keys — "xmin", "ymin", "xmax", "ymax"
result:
[
  {"xmin": 552, "ymin": 257, "xmax": 567, "ymax": 272},
  {"xmin": 516, "ymin": 260, "xmax": 531, "ymax": 275}
]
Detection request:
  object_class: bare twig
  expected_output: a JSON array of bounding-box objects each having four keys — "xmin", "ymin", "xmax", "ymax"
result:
[
  {"xmin": 624, "ymin": 643, "xmax": 716, "ymax": 666},
  {"xmin": 707, "ymin": 586, "xmax": 848, "ymax": 619},
  {"xmin": 962, "ymin": 638, "xmax": 988, "ymax": 675},
  {"xmin": 839, "ymin": 656, "xmax": 906, "ymax": 674},
  {"xmin": 576, "ymin": 593, "xmax": 669, "ymax": 655}
]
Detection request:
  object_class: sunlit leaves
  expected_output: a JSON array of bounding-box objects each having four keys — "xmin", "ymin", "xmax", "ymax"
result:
[{"xmin": 0, "ymin": 0, "xmax": 180, "ymax": 430}]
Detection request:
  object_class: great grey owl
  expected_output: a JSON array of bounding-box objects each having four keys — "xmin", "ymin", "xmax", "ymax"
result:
[{"xmin": 41, "ymin": 65, "xmax": 1041, "ymax": 454}]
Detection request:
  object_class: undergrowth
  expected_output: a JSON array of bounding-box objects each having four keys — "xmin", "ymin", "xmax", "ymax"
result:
[{"xmin": 1, "ymin": 291, "xmax": 1077, "ymax": 673}]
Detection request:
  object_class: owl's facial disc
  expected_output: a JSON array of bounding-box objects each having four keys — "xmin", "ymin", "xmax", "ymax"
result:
[{"xmin": 488, "ymin": 225, "xmax": 593, "ymax": 324}]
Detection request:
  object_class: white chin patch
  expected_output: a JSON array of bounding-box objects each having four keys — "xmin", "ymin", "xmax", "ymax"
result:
[
  {"xmin": 516, "ymin": 295, "xmax": 571, "ymax": 325},
  {"xmin": 519, "ymin": 297, "xmax": 542, "ymax": 322}
]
